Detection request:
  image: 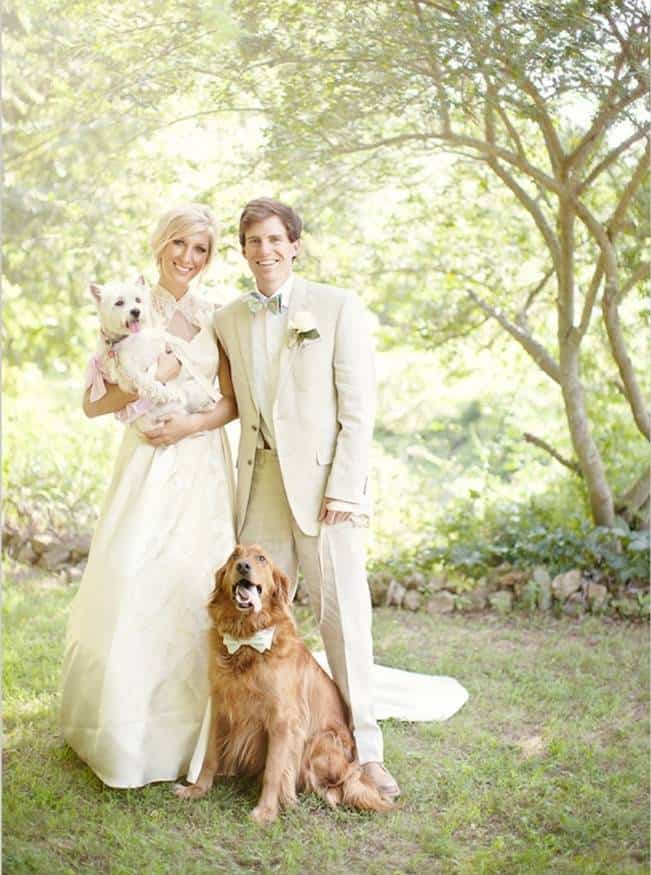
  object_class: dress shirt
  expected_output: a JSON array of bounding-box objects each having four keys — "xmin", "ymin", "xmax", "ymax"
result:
[{"xmin": 250, "ymin": 274, "xmax": 294, "ymax": 450}]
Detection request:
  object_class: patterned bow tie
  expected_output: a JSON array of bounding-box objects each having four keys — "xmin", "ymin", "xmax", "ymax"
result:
[
  {"xmin": 222, "ymin": 627, "xmax": 276, "ymax": 655},
  {"xmin": 246, "ymin": 292, "xmax": 283, "ymax": 315}
]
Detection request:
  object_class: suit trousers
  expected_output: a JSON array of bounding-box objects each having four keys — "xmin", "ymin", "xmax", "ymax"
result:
[{"xmin": 240, "ymin": 448, "xmax": 383, "ymax": 764}]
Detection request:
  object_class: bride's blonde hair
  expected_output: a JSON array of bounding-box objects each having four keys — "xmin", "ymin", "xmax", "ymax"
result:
[{"xmin": 150, "ymin": 204, "xmax": 219, "ymax": 268}]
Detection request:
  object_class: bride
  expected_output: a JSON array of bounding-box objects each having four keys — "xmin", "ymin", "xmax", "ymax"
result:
[{"xmin": 59, "ymin": 204, "xmax": 237, "ymax": 788}]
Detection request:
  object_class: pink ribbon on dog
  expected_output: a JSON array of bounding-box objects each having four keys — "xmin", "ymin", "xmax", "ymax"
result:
[
  {"xmin": 115, "ymin": 397, "xmax": 154, "ymax": 424},
  {"xmin": 85, "ymin": 355, "xmax": 108, "ymax": 402}
]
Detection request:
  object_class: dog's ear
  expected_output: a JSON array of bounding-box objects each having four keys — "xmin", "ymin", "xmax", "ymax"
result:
[
  {"xmin": 272, "ymin": 566, "xmax": 292, "ymax": 604},
  {"xmin": 210, "ymin": 563, "xmax": 228, "ymax": 603},
  {"xmin": 89, "ymin": 283, "xmax": 102, "ymax": 304}
]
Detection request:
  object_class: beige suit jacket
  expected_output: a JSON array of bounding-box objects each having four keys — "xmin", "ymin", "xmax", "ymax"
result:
[{"xmin": 214, "ymin": 276, "xmax": 375, "ymax": 536}]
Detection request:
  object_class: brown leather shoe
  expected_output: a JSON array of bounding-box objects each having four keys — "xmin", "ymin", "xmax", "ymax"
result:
[{"xmin": 362, "ymin": 761, "xmax": 401, "ymax": 799}]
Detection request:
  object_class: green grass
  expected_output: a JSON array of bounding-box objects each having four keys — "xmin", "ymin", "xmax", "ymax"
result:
[{"xmin": 3, "ymin": 565, "xmax": 649, "ymax": 874}]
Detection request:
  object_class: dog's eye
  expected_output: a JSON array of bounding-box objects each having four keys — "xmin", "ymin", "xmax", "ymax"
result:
[
  {"xmin": 257, "ymin": 555, "xmax": 266, "ymax": 564},
  {"xmin": 135, "ymin": 297, "xmax": 142, "ymax": 303},
  {"xmin": 256, "ymin": 584, "xmax": 262, "ymax": 594},
  {"xmin": 115, "ymin": 299, "xmax": 125, "ymax": 307}
]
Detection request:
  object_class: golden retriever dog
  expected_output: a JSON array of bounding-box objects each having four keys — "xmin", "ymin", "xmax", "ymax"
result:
[{"xmin": 175, "ymin": 544, "xmax": 392, "ymax": 824}]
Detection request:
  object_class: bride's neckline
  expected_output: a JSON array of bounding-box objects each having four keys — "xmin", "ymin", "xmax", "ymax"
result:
[
  {"xmin": 153, "ymin": 283, "xmax": 193, "ymax": 304},
  {"xmin": 151, "ymin": 283, "xmax": 206, "ymax": 333}
]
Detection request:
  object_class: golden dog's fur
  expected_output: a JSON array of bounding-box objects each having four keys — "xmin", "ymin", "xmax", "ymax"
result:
[{"xmin": 175, "ymin": 544, "xmax": 392, "ymax": 824}]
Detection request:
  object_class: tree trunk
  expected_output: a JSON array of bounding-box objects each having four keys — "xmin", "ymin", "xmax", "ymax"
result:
[
  {"xmin": 559, "ymin": 343, "xmax": 616, "ymax": 526},
  {"xmin": 602, "ymin": 286, "xmax": 651, "ymax": 440},
  {"xmin": 616, "ymin": 467, "xmax": 650, "ymax": 528},
  {"xmin": 557, "ymin": 199, "xmax": 615, "ymax": 526}
]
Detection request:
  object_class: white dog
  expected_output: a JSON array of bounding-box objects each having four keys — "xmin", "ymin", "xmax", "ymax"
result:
[{"xmin": 89, "ymin": 275, "xmax": 214, "ymax": 432}]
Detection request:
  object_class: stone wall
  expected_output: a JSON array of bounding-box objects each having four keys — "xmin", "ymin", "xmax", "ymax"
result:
[{"xmin": 3, "ymin": 523, "xmax": 648, "ymax": 620}]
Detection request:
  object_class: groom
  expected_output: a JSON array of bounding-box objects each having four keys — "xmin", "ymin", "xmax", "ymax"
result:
[{"xmin": 213, "ymin": 198, "xmax": 399, "ymax": 799}]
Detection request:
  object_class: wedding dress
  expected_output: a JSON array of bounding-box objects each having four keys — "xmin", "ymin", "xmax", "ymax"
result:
[{"xmin": 60, "ymin": 285, "xmax": 236, "ymax": 788}]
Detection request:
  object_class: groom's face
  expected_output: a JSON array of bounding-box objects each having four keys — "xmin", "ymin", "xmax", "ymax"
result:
[{"xmin": 242, "ymin": 215, "xmax": 300, "ymax": 296}]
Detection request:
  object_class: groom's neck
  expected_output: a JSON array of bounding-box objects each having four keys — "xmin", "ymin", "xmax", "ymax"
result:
[{"xmin": 256, "ymin": 271, "xmax": 293, "ymax": 298}]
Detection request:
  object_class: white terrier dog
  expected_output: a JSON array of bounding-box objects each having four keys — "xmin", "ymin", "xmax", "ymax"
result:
[{"xmin": 89, "ymin": 275, "xmax": 214, "ymax": 432}]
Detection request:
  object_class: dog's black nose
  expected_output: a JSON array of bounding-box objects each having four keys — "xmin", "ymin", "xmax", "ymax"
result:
[
  {"xmin": 130, "ymin": 307, "xmax": 140, "ymax": 318},
  {"xmin": 236, "ymin": 560, "xmax": 251, "ymax": 575}
]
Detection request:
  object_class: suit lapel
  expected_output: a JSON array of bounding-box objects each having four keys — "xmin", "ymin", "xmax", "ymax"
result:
[
  {"xmin": 233, "ymin": 299, "xmax": 258, "ymax": 411},
  {"xmin": 275, "ymin": 276, "xmax": 307, "ymax": 400}
]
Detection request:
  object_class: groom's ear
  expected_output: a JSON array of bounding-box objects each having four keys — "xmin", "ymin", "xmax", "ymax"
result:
[{"xmin": 272, "ymin": 566, "xmax": 291, "ymax": 604}]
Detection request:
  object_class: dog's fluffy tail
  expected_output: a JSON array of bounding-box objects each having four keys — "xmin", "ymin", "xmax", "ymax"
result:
[
  {"xmin": 300, "ymin": 729, "xmax": 394, "ymax": 813},
  {"xmin": 340, "ymin": 765, "xmax": 394, "ymax": 812}
]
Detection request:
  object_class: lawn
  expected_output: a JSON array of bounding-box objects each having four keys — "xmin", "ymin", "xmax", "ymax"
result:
[{"xmin": 3, "ymin": 564, "xmax": 649, "ymax": 874}]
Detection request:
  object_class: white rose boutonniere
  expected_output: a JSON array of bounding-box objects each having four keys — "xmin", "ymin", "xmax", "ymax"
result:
[{"xmin": 288, "ymin": 310, "xmax": 320, "ymax": 347}]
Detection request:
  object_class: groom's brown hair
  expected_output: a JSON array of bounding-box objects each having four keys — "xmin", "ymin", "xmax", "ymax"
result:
[{"xmin": 239, "ymin": 198, "xmax": 303, "ymax": 249}]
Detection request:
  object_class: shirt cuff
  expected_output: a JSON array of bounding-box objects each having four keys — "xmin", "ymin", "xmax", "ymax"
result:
[{"xmin": 325, "ymin": 499, "xmax": 359, "ymax": 513}]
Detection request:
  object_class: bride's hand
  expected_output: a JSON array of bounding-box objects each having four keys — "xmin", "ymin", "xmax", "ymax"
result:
[
  {"xmin": 144, "ymin": 413, "xmax": 198, "ymax": 447},
  {"xmin": 155, "ymin": 351, "xmax": 182, "ymax": 383}
]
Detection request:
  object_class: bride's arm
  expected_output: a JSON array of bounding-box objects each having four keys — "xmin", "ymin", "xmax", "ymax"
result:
[
  {"xmin": 83, "ymin": 351, "xmax": 180, "ymax": 418},
  {"xmin": 83, "ymin": 383, "xmax": 138, "ymax": 418}
]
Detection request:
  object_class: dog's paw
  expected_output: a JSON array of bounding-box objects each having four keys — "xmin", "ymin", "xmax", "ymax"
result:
[
  {"xmin": 174, "ymin": 782, "xmax": 209, "ymax": 800},
  {"xmin": 324, "ymin": 786, "xmax": 342, "ymax": 808},
  {"xmin": 251, "ymin": 803, "xmax": 278, "ymax": 825}
]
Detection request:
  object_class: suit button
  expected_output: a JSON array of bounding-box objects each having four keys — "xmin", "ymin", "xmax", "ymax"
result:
[
  {"xmin": 251, "ymin": 425, "xmax": 257, "ymax": 431},
  {"xmin": 247, "ymin": 460, "xmax": 253, "ymax": 466}
]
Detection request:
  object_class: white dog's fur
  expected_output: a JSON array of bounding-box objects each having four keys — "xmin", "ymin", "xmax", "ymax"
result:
[{"xmin": 90, "ymin": 275, "xmax": 214, "ymax": 432}]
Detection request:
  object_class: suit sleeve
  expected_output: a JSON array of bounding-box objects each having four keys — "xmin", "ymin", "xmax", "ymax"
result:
[
  {"xmin": 324, "ymin": 292, "xmax": 376, "ymax": 504},
  {"xmin": 212, "ymin": 309, "xmax": 225, "ymax": 350}
]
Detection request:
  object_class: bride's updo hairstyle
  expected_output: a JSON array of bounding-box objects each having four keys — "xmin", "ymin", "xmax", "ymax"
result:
[{"xmin": 150, "ymin": 203, "xmax": 220, "ymax": 269}]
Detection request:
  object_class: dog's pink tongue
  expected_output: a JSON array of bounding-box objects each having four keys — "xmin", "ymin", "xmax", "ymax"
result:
[{"xmin": 128, "ymin": 321, "xmax": 141, "ymax": 334}]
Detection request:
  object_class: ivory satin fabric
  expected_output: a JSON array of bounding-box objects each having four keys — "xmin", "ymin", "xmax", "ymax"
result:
[{"xmin": 59, "ymin": 293, "xmax": 236, "ymax": 788}]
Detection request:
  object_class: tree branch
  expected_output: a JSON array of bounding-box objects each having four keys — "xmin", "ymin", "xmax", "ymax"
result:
[
  {"xmin": 571, "ymin": 196, "xmax": 649, "ymax": 439},
  {"xmin": 445, "ymin": 133, "xmax": 564, "ymax": 195},
  {"xmin": 517, "ymin": 269, "xmax": 554, "ymax": 327},
  {"xmin": 578, "ymin": 128, "xmax": 648, "ymax": 193},
  {"xmin": 410, "ymin": 0, "xmax": 451, "ymax": 134},
  {"xmin": 464, "ymin": 287, "xmax": 561, "ymax": 383},
  {"xmin": 494, "ymin": 102, "xmax": 529, "ymax": 166},
  {"xmin": 484, "ymin": 153, "xmax": 561, "ymax": 278},
  {"xmin": 607, "ymin": 143, "xmax": 650, "ymax": 235},
  {"xmin": 518, "ymin": 76, "xmax": 565, "ymax": 175},
  {"xmin": 523, "ymin": 432, "xmax": 582, "ymax": 476},
  {"xmin": 618, "ymin": 261, "xmax": 650, "ymax": 304},
  {"xmin": 605, "ymin": 10, "xmax": 648, "ymax": 88},
  {"xmin": 576, "ymin": 258, "xmax": 603, "ymax": 340},
  {"xmin": 568, "ymin": 81, "xmax": 648, "ymax": 173},
  {"xmin": 602, "ymin": 288, "xmax": 651, "ymax": 442}
]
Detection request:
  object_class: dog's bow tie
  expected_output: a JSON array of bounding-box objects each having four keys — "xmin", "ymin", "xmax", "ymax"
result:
[
  {"xmin": 222, "ymin": 627, "xmax": 276, "ymax": 655},
  {"xmin": 246, "ymin": 292, "xmax": 283, "ymax": 315}
]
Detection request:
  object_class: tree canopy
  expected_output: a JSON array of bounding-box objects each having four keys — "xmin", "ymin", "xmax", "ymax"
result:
[{"xmin": 5, "ymin": 0, "xmax": 649, "ymax": 527}]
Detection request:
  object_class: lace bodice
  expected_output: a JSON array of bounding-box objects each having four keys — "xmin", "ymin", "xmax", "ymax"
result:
[{"xmin": 151, "ymin": 284, "xmax": 214, "ymax": 338}]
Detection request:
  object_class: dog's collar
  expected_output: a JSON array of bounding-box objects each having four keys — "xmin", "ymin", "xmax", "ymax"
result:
[
  {"xmin": 222, "ymin": 627, "xmax": 275, "ymax": 655},
  {"xmin": 100, "ymin": 329, "xmax": 129, "ymax": 352}
]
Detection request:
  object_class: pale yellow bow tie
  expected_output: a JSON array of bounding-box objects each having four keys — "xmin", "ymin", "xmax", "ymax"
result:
[
  {"xmin": 222, "ymin": 627, "xmax": 276, "ymax": 655},
  {"xmin": 247, "ymin": 292, "xmax": 283, "ymax": 314}
]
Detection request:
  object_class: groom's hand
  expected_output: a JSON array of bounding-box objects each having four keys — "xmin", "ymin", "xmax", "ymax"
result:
[{"xmin": 318, "ymin": 498, "xmax": 352, "ymax": 525}]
